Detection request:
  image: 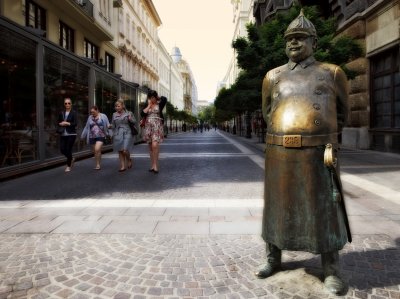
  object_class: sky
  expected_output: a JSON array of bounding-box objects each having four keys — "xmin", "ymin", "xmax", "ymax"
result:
[{"xmin": 152, "ymin": 0, "xmax": 236, "ymax": 103}]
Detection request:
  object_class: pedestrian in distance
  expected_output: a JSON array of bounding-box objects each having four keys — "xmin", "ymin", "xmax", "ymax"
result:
[
  {"xmin": 141, "ymin": 90, "xmax": 167, "ymax": 174},
  {"xmin": 110, "ymin": 99, "xmax": 136, "ymax": 172},
  {"xmin": 256, "ymin": 10, "xmax": 351, "ymax": 296},
  {"xmin": 81, "ymin": 105, "xmax": 110, "ymax": 170},
  {"xmin": 57, "ymin": 97, "xmax": 77, "ymax": 172}
]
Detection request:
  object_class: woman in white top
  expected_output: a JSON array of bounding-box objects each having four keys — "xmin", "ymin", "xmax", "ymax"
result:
[{"xmin": 81, "ymin": 105, "xmax": 110, "ymax": 170}]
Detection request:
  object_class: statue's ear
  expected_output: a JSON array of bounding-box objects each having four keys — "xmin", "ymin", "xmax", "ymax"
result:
[{"xmin": 312, "ymin": 37, "xmax": 318, "ymax": 50}]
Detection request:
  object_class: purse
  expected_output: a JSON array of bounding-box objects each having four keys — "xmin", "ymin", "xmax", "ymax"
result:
[
  {"xmin": 56, "ymin": 126, "xmax": 65, "ymax": 134},
  {"xmin": 139, "ymin": 117, "xmax": 146, "ymax": 128},
  {"xmin": 129, "ymin": 122, "xmax": 139, "ymax": 136},
  {"xmin": 104, "ymin": 135, "xmax": 112, "ymax": 145}
]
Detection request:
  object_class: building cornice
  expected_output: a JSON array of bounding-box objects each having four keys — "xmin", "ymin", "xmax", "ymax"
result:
[{"xmin": 142, "ymin": 0, "xmax": 162, "ymax": 27}]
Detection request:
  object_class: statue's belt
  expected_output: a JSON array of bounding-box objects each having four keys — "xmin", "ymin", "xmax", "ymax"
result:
[{"xmin": 266, "ymin": 133, "xmax": 338, "ymax": 148}]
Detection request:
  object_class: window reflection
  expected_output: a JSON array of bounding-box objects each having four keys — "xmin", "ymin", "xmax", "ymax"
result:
[
  {"xmin": 43, "ymin": 47, "xmax": 89, "ymax": 159},
  {"xmin": 95, "ymin": 71, "xmax": 118, "ymax": 118},
  {"xmin": 0, "ymin": 27, "xmax": 37, "ymax": 167}
]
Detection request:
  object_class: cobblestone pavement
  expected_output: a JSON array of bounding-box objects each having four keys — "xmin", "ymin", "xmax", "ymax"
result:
[
  {"xmin": 1, "ymin": 131, "xmax": 400, "ymax": 298},
  {"xmin": 0, "ymin": 234, "xmax": 399, "ymax": 299}
]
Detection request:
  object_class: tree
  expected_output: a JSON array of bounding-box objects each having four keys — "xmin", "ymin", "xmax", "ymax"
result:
[
  {"xmin": 215, "ymin": 5, "xmax": 363, "ymax": 123},
  {"xmin": 198, "ymin": 104, "xmax": 216, "ymax": 125}
]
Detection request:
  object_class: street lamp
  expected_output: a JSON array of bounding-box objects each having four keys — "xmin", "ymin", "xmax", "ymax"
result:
[{"xmin": 175, "ymin": 106, "xmax": 178, "ymax": 132}]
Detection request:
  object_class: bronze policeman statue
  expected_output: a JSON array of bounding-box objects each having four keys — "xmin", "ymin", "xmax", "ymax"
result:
[{"xmin": 256, "ymin": 10, "xmax": 352, "ymax": 295}]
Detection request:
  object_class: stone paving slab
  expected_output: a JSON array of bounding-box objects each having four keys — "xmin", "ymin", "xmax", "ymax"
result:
[
  {"xmin": 210, "ymin": 222, "xmax": 261, "ymax": 235},
  {"xmin": 0, "ymin": 234, "xmax": 398, "ymax": 299},
  {"xmin": 153, "ymin": 222, "xmax": 210, "ymax": 234},
  {"xmin": 102, "ymin": 220, "xmax": 157, "ymax": 234}
]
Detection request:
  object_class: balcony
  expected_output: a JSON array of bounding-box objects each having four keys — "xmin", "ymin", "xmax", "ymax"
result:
[
  {"xmin": 72, "ymin": 0, "xmax": 94, "ymax": 19},
  {"xmin": 59, "ymin": 0, "xmax": 112, "ymax": 41}
]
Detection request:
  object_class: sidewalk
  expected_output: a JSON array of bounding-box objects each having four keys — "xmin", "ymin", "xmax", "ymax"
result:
[
  {"xmin": 0, "ymin": 130, "xmax": 399, "ymax": 299},
  {"xmin": 222, "ymin": 130, "xmax": 400, "ymax": 240}
]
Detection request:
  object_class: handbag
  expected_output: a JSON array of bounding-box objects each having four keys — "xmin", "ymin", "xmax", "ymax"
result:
[
  {"xmin": 129, "ymin": 122, "xmax": 139, "ymax": 136},
  {"xmin": 56, "ymin": 126, "xmax": 65, "ymax": 134},
  {"xmin": 104, "ymin": 135, "xmax": 112, "ymax": 145},
  {"xmin": 57, "ymin": 112, "xmax": 67, "ymax": 134},
  {"xmin": 139, "ymin": 117, "xmax": 146, "ymax": 128}
]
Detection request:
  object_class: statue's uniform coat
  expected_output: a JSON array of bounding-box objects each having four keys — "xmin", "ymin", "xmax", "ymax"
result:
[{"xmin": 261, "ymin": 56, "xmax": 350, "ymax": 254}]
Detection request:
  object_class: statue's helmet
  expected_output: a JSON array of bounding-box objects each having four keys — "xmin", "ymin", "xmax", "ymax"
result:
[{"xmin": 284, "ymin": 9, "xmax": 317, "ymax": 39}]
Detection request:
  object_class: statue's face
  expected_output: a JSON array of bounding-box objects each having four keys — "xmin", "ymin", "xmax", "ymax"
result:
[{"xmin": 285, "ymin": 34, "xmax": 315, "ymax": 63}]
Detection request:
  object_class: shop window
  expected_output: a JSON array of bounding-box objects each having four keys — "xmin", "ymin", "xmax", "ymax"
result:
[
  {"xmin": 120, "ymin": 83, "xmax": 137, "ymax": 113},
  {"xmin": 95, "ymin": 71, "xmax": 118, "ymax": 118},
  {"xmin": 25, "ymin": 0, "xmax": 46, "ymax": 33},
  {"xmin": 0, "ymin": 26, "xmax": 37, "ymax": 167},
  {"xmin": 105, "ymin": 52, "xmax": 115, "ymax": 73},
  {"xmin": 371, "ymin": 47, "xmax": 400, "ymax": 129},
  {"xmin": 83, "ymin": 38, "xmax": 99, "ymax": 62},
  {"xmin": 59, "ymin": 21, "xmax": 74, "ymax": 52},
  {"xmin": 43, "ymin": 47, "xmax": 89, "ymax": 159}
]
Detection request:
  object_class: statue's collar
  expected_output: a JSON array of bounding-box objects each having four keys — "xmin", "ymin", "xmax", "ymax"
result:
[{"xmin": 287, "ymin": 56, "xmax": 316, "ymax": 70}]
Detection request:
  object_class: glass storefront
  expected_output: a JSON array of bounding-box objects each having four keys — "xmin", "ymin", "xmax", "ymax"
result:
[
  {"xmin": 0, "ymin": 26, "xmax": 37, "ymax": 167},
  {"xmin": 44, "ymin": 47, "xmax": 90, "ymax": 158},
  {"xmin": 0, "ymin": 19, "xmax": 139, "ymax": 178},
  {"xmin": 95, "ymin": 71, "xmax": 118, "ymax": 118}
]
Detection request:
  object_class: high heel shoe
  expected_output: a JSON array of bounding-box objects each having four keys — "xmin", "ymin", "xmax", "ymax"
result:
[
  {"xmin": 127, "ymin": 159, "xmax": 132, "ymax": 169},
  {"xmin": 118, "ymin": 168, "xmax": 126, "ymax": 172},
  {"xmin": 148, "ymin": 168, "xmax": 154, "ymax": 172}
]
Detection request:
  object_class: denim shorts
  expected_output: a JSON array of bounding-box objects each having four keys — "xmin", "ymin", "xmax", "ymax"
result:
[{"xmin": 89, "ymin": 137, "xmax": 105, "ymax": 145}]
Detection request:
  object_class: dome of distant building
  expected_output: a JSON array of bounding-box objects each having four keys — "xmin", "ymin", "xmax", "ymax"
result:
[{"xmin": 171, "ymin": 46, "xmax": 182, "ymax": 63}]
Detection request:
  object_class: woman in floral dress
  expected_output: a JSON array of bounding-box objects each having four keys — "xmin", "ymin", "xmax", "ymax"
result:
[{"xmin": 141, "ymin": 90, "xmax": 167, "ymax": 174}]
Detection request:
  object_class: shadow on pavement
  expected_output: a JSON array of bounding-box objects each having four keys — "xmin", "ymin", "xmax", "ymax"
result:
[{"xmin": 278, "ymin": 243, "xmax": 400, "ymax": 294}]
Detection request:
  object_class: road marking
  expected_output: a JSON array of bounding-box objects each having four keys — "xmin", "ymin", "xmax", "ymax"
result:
[
  {"xmin": 103, "ymin": 153, "xmax": 257, "ymax": 158},
  {"xmin": 161, "ymin": 142, "xmax": 230, "ymax": 145},
  {"xmin": 1, "ymin": 198, "xmax": 264, "ymax": 208},
  {"xmin": 341, "ymin": 173, "xmax": 399, "ymax": 204},
  {"xmin": 217, "ymin": 132, "xmax": 265, "ymax": 169}
]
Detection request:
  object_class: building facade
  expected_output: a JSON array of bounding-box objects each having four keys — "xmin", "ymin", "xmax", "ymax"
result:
[
  {"xmin": 222, "ymin": 0, "xmax": 255, "ymax": 90},
  {"xmin": 253, "ymin": 0, "xmax": 400, "ymax": 153},
  {"xmin": 330, "ymin": 0, "xmax": 400, "ymax": 153},
  {"xmin": 219, "ymin": 0, "xmax": 256, "ymax": 137},
  {"xmin": 157, "ymin": 42, "xmax": 184, "ymax": 110},
  {"xmin": 118, "ymin": 0, "xmax": 160, "ymax": 92},
  {"xmin": 171, "ymin": 46, "xmax": 197, "ymax": 114}
]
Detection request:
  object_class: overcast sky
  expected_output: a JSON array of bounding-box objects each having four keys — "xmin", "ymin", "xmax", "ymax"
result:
[{"xmin": 152, "ymin": 0, "xmax": 236, "ymax": 103}]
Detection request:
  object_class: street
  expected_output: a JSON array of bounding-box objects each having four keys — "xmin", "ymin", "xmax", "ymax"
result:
[{"xmin": 0, "ymin": 130, "xmax": 399, "ymax": 298}]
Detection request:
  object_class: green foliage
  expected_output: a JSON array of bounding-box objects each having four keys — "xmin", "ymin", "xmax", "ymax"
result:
[
  {"xmin": 165, "ymin": 101, "xmax": 176, "ymax": 117},
  {"xmin": 165, "ymin": 101, "xmax": 197, "ymax": 124},
  {"xmin": 215, "ymin": 5, "xmax": 363, "ymax": 122},
  {"xmin": 198, "ymin": 104, "xmax": 216, "ymax": 124}
]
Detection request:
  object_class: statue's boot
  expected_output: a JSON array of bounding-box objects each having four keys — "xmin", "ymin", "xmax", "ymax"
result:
[
  {"xmin": 322, "ymin": 251, "xmax": 346, "ymax": 295},
  {"xmin": 255, "ymin": 243, "xmax": 281, "ymax": 278}
]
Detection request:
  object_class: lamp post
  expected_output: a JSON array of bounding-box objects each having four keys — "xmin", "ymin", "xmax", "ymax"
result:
[{"xmin": 175, "ymin": 106, "xmax": 178, "ymax": 132}]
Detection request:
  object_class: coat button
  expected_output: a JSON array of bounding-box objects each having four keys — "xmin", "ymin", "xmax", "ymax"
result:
[
  {"xmin": 314, "ymin": 119, "xmax": 321, "ymax": 126},
  {"xmin": 313, "ymin": 103, "xmax": 321, "ymax": 110},
  {"xmin": 314, "ymin": 89, "xmax": 322, "ymax": 95}
]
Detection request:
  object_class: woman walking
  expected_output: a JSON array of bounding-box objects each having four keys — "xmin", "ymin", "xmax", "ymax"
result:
[
  {"xmin": 111, "ymin": 99, "xmax": 136, "ymax": 172},
  {"xmin": 141, "ymin": 90, "xmax": 167, "ymax": 174},
  {"xmin": 81, "ymin": 105, "xmax": 110, "ymax": 170},
  {"xmin": 57, "ymin": 97, "xmax": 77, "ymax": 172}
]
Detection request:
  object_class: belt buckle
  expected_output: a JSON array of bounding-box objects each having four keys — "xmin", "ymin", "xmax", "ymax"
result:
[{"xmin": 283, "ymin": 135, "xmax": 301, "ymax": 147}]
